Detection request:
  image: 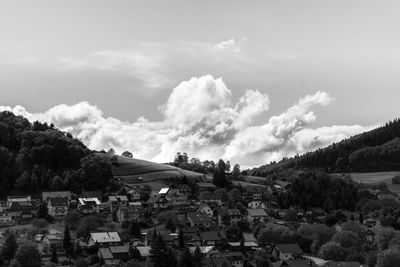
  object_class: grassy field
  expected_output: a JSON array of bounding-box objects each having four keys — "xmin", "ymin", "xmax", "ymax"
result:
[
  {"xmin": 346, "ymin": 171, "xmax": 400, "ymax": 195},
  {"xmin": 96, "ymin": 153, "xmax": 206, "ymax": 186}
]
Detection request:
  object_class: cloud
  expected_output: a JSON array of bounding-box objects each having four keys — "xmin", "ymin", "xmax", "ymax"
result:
[
  {"xmin": 0, "ymin": 75, "xmax": 374, "ymax": 167},
  {"xmin": 53, "ymin": 39, "xmax": 250, "ymax": 92},
  {"xmin": 214, "ymin": 38, "xmax": 247, "ymax": 53}
]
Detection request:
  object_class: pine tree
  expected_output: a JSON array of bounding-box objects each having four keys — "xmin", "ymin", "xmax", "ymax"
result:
[
  {"xmin": 63, "ymin": 226, "xmax": 72, "ymax": 255},
  {"xmin": 192, "ymin": 246, "xmax": 203, "ymax": 267},
  {"xmin": 129, "ymin": 245, "xmax": 142, "ymax": 261},
  {"xmin": 50, "ymin": 246, "xmax": 58, "ymax": 264},
  {"xmin": 149, "ymin": 231, "xmax": 168, "ymax": 267},
  {"xmin": 179, "ymin": 247, "xmax": 193, "ymax": 267},
  {"xmin": 130, "ymin": 220, "xmax": 141, "ymax": 239},
  {"xmin": 36, "ymin": 202, "xmax": 49, "ymax": 220},
  {"xmin": 2, "ymin": 233, "xmax": 18, "ymax": 262},
  {"xmin": 165, "ymin": 217, "xmax": 176, "ymax": 233},
  {"xmin": 178, "ymin": 228, "xmax": 185, "ymax": 249}
]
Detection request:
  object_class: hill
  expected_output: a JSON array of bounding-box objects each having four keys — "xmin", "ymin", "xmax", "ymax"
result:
[
  {"xmin": 249, "ymin": 118, "xmax": 400, "ymax": 176},
  {"xmin": 0, "ymin": 111, "xmax": 113, "ymax": 197},
  {"xmin": 96, "ymin": 153, "xmax": 206, "ymax": 185}
]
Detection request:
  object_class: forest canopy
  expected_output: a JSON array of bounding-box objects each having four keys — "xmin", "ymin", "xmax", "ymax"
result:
[{"xmin": 0, "ymin": 111, "xmax": 113, "ymax": 197}]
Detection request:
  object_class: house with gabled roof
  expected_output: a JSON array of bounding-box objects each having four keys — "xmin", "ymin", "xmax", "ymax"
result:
[
  {"xmin": 273, "ymin": 243, "xmax": 303, "ymax": 261},
  {"xmin": 89, "ymin": 232, "xmax": 121, "ymax": 248},
  {"xmin": 187, "ymin": 212, "xmax": 212, "ymax": 229},
  {"xmin": 47, "ymin": 197, "xmax": 69, "ymax": 218},
  {"xmin": 247, "ymin": 208, "xmax": 268, "ymax": 223},
  {"xmin": 78, "ymin": 198, "xmax": 101, "ymax": 214}
]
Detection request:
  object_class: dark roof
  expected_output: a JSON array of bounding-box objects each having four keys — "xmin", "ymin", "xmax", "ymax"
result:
[
  {"xmin": 82, "ymin": 190, "xmax": 102, "ymax": 198},
  {"xmin": 187, "ymin": 212, "xmax": 212, "ymax": 223},
  {"xmin": 200, "ymin": 231, "xmax": 222, "ymax": 241},
  {"xmin": 275, "ymin": 243, "xmax": 303, "ymax": 254},
  {"xmin": 49, "ymin": 197, "xmax": 69, "ymax": 206},
  {"xmin": 247, "ymin": 208, "xmax": 268, "ymax": 217},
  {"xmin": 9, "ymin": 202, "xmax": 37, "ymax": 211}
]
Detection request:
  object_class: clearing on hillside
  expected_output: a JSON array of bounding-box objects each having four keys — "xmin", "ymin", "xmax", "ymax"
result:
[
  {"xmin": 346, "ymin": 171, "xmax": 400, "ymax": 195},
  {"xmin": 95, "ymin": 153, "xmax": 206, "ymax": 185}
]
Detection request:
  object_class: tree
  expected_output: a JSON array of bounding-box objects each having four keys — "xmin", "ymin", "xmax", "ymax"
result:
[
  {"xmin": 377, "ymin": 247, "xmax": 400, "ymax": 267},
  {"xmin": 149, "ymin": 231, "xmax": 169, "ymax": 267},
  {"xmin": 50, "ymin": 246, "xmax": 58, "ymax": 264},
  {"xmin": 232, "ymin": 164, "xmax": 241, "ymax": 179},
  {"xmin": 226, "ymin": 161, "xmax": 231, "ymax": 173},
  {"xmin": 9, "ymin": 260, "xmax": 22, "ymax": 267},
  {"xmin": 65, "ymin": 211, "xmax": 81, "ymax": 231},
  {"xmin": 359, "ymin": 212, "xmax": 364, "ymax": 224},
  {"xmin": 74, "ymin": 258, "xmax": 88, "ymax": 267},
  {"xmin": 257, "ymin": 223, "xmax": 293, "ymax": 246},
  {"xmin": 63, "ymin": 226, "xmax": 72, "ymax": 255},
  {"xmin": 122, "ymin": 151, "xmax": 133, "ymax": 158},
  {"xmin": 192, "ymin": 246, "xmax": 203, "ymax": 267},
  {"xmin": 331, "ymin": 230, "xmax": 361, "ymax": 248},
  {"xmin": 36, "ymin": 202, "xmax": 49, "ymax": 220},
  {"xmin": 318, "ymin": 242, "xmax": 347, "ymax": 261},
  {"xmin": 13, "ymin": 242, "xmax": 41, "ymax": 267},
  {"xmin": 179, "ymin": 247, "xmax": 193, "ymax": 267},
  {"xmin": 254, "ymin": 248, "xmax": 270, "ymax": 267},
  {"xmin": 129, "ymin": 246, "xmax": 142, "ymax": 261},
  {"xmin": 130, "ymin": 220, "xmax": 141, "ymax": 239},
  {"xmin": 178, "ymin": 228, "xmax": 185, "ymax": 249},
  {"xmin": 107, "ymin": 148, "xmax": 116, "ymax": 155},
  {"xmin": 2, "ymin": 233, "xmax": 18, "ymax": 262},
  {"xmin": 50, "ymin": 175, "xmax": 64, "ymax": 190},
  {"xmin": 376, "ymin": 227, "xmax": 397, "ymax": 251},
  {"xmin": 213, "ymin": 159, "xmax": 226, "ymax": 188},
  {"xmin": 165, "ymin": 217, "xmax": 176, "ymax": 233}
]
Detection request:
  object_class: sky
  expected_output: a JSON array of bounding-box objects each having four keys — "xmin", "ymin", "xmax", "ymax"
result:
[{"xmin": 1, "ymin": 0, "xmax": 399, "ymax": 167}]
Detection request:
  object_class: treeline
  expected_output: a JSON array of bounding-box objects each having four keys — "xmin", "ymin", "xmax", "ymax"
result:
[
  {"xmin": 249, "ymin": 118, "xmax": 400, "ymax": 176},
  {"xmin": 170, "ymin": 152, "xmax": 232, "ymax": 174},
  {"xmin": 0, "ymin": 111, "xmax": 114, "ymax": 197},
  {"xmin": 278, "ymin": 171, "xmax": 359, "ymax": 211}
]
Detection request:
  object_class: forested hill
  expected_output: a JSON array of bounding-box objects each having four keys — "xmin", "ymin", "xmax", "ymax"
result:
[
  {"xmin": 249, "ymin": 119, "xmax": 400, "ymax": 176},
  {"xmin": 0, "ymin": 111, "xmax": 113, "ymax": 198}
]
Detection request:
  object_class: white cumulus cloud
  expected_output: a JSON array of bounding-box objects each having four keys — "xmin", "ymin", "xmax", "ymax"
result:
[{"xmin": 0, "ymin": 75, "xmax": 374, "ymax": 167}]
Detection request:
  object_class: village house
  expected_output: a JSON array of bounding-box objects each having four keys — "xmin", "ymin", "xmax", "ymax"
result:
[
  {"xmin": 171, "ymin": 184, "xmax": 191, "ymax": 197},
  {"xmin": 0, "ymin": 212, "xmax": 13, "ymax": 226},
  {"xmin": 47, "ymin": 197, "xmax": 69, "ymax": 218},
  {"xmin": 89, "ymin": 232, "xmax": 122, "ymax": 248},
  {"xmin": 187, "ymin": 212, "xmax": 212, "ymax": 229},
  {"xmin": 128, "ymin": 188, "xmax": 141, "ymax": 200},
  {"xmin": 77, "ymin": 197, "xmax": 101, "ymax": 214},
  {"xmin": 7, "ymin": 196, "xmax": 31, "ymax": 208},
  {"xmin": 42, "ymin": 191, "xmax": 71, "ymax": 202},
  {"xmin": 248, "ymin": 200, "xmax": 268, "ymax": 209},
  {"xmin": 197, "ymin": 203, "xmax": 214, "ymax": 217},
  {"xmin": 242, "ymin": 187, "xmax": 264, "ymax": 202},
  {"xmin": 38, "ymin": 229, "xmax": 64, "ymax": 253},
  {"xmin": 200, "ymin": 192, "xmax": 223, "ymax": 206},
  {"xmin": 273, "ymin": 243, "xmax": 303, "ymax": 261},
  {"xmin": 216, "ymin": 208, "xmax": 242, "ymax": 227},
  {"xmin": 196, "ymin": 182, "xmax": 217, "ymax": 194},
  {"xmin": 8, "ymin": 201, "xmax": 37, "ymax": 221},
  {"xmin": 200, "ymin": 231, "xmax": 225, "ymax": 246},
  {"xmin": 147, "ymin": 195, "xmax": 169, "ymax": 209},
  {"xmin": 247, "ymin": 209, "xmax": 268, "ymax": 223},
  {"xmin": 99, "ymin": 247, "xmax": 121, "ymax": 267},
  {"xmin": 210, "ymin": 252, "xmax": 245, "ymax": 267}
]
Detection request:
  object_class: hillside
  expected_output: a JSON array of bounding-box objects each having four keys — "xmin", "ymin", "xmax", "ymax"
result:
[
  {"xmin": 96, "ymin": 153, "xmax": 206, "ymax": 185},
  {"xmin": 249, "ymin": 118, "xmax": 400, "ymax": 176},
  {"xmin": 0, "ymin": 111, "xmax": 113, "ymax": 197}
]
